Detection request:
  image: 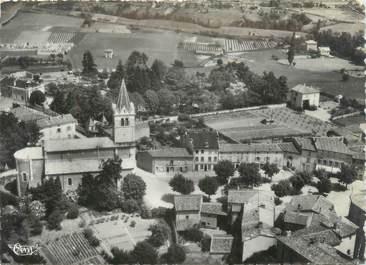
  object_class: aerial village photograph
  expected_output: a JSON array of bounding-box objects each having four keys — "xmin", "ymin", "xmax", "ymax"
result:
[{"xmin": 0, "ymin": 0, "xmax": 365, "ymax": 264}]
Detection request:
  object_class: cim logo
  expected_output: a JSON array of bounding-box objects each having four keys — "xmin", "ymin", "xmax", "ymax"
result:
[{"xmin": 12, "ymin": 243, "xmax": 40, "ymax": 256}]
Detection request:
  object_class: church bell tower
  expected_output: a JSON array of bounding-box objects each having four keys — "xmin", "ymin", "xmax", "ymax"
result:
[{"xmin": 113, "ymin": 79, "xmax": 135, "ymax": 144}]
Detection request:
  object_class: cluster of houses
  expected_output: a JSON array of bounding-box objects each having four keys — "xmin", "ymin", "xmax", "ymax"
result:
[
  {"xmin": 173, "ymin": 191, "xmax": 365, "ymax": 263},
  {"xmin": 137, "ymin": 128, "xmax": 356, "ymax": 176}
]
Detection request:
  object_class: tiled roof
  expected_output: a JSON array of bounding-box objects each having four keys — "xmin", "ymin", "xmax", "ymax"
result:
[
  {"xmin": 291, "ymin": 84, "xmax": 320, "ymax": 94},
  {"xmin": 228, "ymin": 189, "xmax": 273, "ymax": 205},
  {"xmin": 313, "ymin": 137, "xmax": 352, "ymax": 155},
  {"xmin": 210, "ymin": 234, "xmax": 234, "ymax": 254},
  {"xmin": 188, "ymin": 130, "xmax": 219, "ymax": 150},
  {"xmin": 334, "ymin": 218, "xmax": 358, "ymax": 238},
  {"xmin": 220, "ymin": 143, "xmax": 282, "ymax": 153},
  {"xmin": 201, "ymin": 203, "xmax": 226, "ymax": 216},
  {"xmin": 11, "ymin": 106, "xmax": 48, "ymax": 122},
  {"xmin": 278, "ymin": 142, "xmax": 300, "ymax": 154},
  {"xmin": 147, "ymin": 148, "xmax": 192, "ymax": 158},
  {"xmin": 45, "ymin": 159, "xmax": 102, "ymax": 175},
  {"xmin": 293, "ymin": 137, "xmax": 316, "ymax": 151},
  {"xmin": 284, "ymin": 211, "xmax": 309, "ymax": 226},
  {"xmin": 292, "ymin": 226, "xmax": 341, "ymax": 246},
  {"xmin": 44, "ymin": 137, "xmax": 116, "ymax": 153},
  {"xmin": 37, "ymin": 114, "xmax": 76, "ymax": 129},
  {"xmin": 174, "ymin": 195, "xmax": 202, "ymax": 212},
  {"xmin": 277, "ymin": 236, "xmax": 349, "ymax": 264}
]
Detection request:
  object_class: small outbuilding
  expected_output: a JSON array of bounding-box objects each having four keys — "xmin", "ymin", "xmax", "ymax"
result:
[{"xmin": 289, "ymin": 84, "xmax": 320, "ymax": 110}]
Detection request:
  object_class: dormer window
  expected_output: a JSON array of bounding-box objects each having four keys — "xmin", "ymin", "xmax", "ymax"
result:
[
  {"xmin": 121, "ymin": 118, "xmax": 125, "ymax": 126},
  {"xmin": 125, "ymin": 118, "xmax": 129, "ymax": 126}
]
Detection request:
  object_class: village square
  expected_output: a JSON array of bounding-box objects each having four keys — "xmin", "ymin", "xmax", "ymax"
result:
[{"xmin": 0, "ymin": 0, "xmax": 365, "ymax": 264}]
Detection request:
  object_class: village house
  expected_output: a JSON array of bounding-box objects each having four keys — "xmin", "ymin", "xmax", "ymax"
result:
[
  {"xmin": 8, "ymin": 71, "xmax": 45, "ymax": 105},
  {"xmin": 319, "ymin": 46, "xmax": 331, "ymax": 57},
  {"xmin": 37, "ymin": 114, "xmax": 77, "ymax": 141},
  {"xmin": 288, "ymin": 84, "xmax": 320, "ymax": 110},
  {"xmin": 183, "ymin": 130, "xmax": 219, "ymax": 172},
  {"xmin": 14, "ymin": 78, "xmax": 137, "ymax": 195},
  {"xmin": 136, "ymin": 148, "xmax": 193, "ymax": 176},
  {"xmin": 219, "ymin": 143, "xmax": 283, "ymax": 169},
  {"xmin": 305, "ymin": 40, "xmax": 318, "ymax": 51},
  {"xmin": 280, "ymin": 195, "xmax": 359, "ymax": 259}
]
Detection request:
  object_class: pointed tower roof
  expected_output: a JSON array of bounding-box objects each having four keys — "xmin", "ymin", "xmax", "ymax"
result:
[{"xmin": 116, "ymin": 79, "xmax": 133, "ymax": 113}]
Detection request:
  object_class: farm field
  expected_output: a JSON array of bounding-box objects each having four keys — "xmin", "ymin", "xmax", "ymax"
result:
[
  {"xmin": 68, "ymin": 29, "xmax": 199, "ymax": 70},
  {"xmin": 1, "ymin": 11, "xmax": 83, "ymax": 31},
  {"xmin": 320, "ymin": 22, "xmax": 364, "ymax": 35},
  {"xmin": 241, "ymin": 49, "xmax": 364, "ymax": 102}
]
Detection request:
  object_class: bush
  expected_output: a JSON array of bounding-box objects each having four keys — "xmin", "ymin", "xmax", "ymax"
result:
[
  {"xmin": 5, "ymin": 179, "xmax": 17, "ymax": 195},
  {"xmin": 177, "ymin": 113, "xmax": 190, "ymax": 121},
  {"xmin": 164, "ymin": 244, "xmax": 186, "ymax": 264},
  {"xmin": 121, "ymin": 199, "xmax": 140, "ymax": 214},
  {"xmin": 130, "ymin": 220, "xmax": 136, "ymax": 227},
  {"xmin": 148, "ymin": 220, "xmax": 171, "ymax": 247},
  {"xmin": 66, "ymin": 204, "xmax": 79, "ymax": 219},
  {"xmin": 79, "ymin": 219, "xmax": 86, "ymax": 227},
  {"xmin": 274, "ymin": 197, "xmax": 282, "ymax": 205},
  {"xmin": 151, "ymin": 207, "xmax": 168, "ymax": 218},
  {"xmin": 182, "ymin": 226, "xmax": 203, "ymax": 243},
  {"xmin": 271, "ymin": 180, "xmax": 293, "ymax": 197},
  {"xmin": 0, "ymin": 191, "xmax": 19, "ymax": 207},
  {"xmin": 83, "ymin": 228, "xmax": 100, "ymax": 247},
  {"xmin": 201, "ymin": 235, "xmax": 211, "ymax": 252},
  {"xmin": 47, "ymin": 208, "xmax": 63, "ymax": 230},
  {"xmin": 140, "ymin": 204, "xmax": 152, "ymax": 219}
]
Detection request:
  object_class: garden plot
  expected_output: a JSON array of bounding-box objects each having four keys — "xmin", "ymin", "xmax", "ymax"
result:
[
  {"xmin": 14, "ymin": 31, "xmax": 51, "ymax": 45},
  {"xmin": 90, "ymin": 213, "xmax": 155, "ymax": 251}
]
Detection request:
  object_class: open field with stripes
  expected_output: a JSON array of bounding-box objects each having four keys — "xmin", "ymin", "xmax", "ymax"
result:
[{"xmin": 40, "ymin": 232, "xmax": 103, "ymax": 265}]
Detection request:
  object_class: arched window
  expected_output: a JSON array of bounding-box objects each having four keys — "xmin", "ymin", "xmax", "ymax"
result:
[
  {"xmin": 125, "ymin": 118, "xmax": 129, "ymax": 126},
  {"xmin": 121, "ymin": 118, "xmax": 125, "ymax": 126},
  {"xmin": 22, "ymin": 172, "xmax": 28, "ymax": 182}
]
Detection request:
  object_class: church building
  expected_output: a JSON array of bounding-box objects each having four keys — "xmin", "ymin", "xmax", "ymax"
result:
[{"xmin": 14, "ymin": 79, "xmax": 137, "ymax": 196}]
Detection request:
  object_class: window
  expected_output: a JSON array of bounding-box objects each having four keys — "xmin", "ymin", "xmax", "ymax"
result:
[
  {"xmin": 186, "ymin": 215, "xmax": 189, "ymax": 220},
  {"xmin": 57, "ymin": 127, "xmax": 61, "ymax": 133},
  {"xmin": 121, "ymin": 119, "xmax": 125, "ymax": 126},
  {"xmin": 208, "ymin": 157, "xmax": 212, "ymax": 162},
  {"xmin": 201, "ymin": 150, "xmax": 204, "ymax": 154},
  {"xmin": 195, "ymin": 157, "xmax": 198, "ymax": 162},
  {"xmin": 180, "ymin": 167, "xmax": 183, "ymax": 172},
  {"xmin": 195, "ymin": 165, "xmax": 199, "ymax": 171},
  {"xmin": 195, "ymin": 150, "xmax": 199, "ymax": 154},
  {"xmin": 170, "ymin": 160, "xmax": 174, "ymax": 166},
  {"xmin": 200, "ymin": 164, "xmax": 204, "ymax": 169},
  {"xmin": 166, "ymin": 167, "xmax": 169, "ymax": 172},
  {"xmin": 255, "ymin": 157, "xmax": 260, "ymax": 162},
  {"xmin": 68, "ymin": 178, "xmax": 72, "ymax": 186},
  {"xmin": 347, "ymin": 249, "xmax": 351, "ymax": 255},
  {"xmin": 266, "ymin": 157, "xmax": 270, "ymax": 162},
  {"xmin": 335, "ymin": 161, "xmax": 339, "ymax": 167},
  {"xmin": 208, "ymin": 164, "xmax": 212, "ymax": 170},
  {"xmin": 125, "ymin": 118, "xmax": 129, "ymax": 126},
  {"xmin": 329, "ymin": 160, "xmax": 333, "ymax": 166},
  {"xmin": 201, "ymin": 157, "xmax": 204, "ymax": 162},
  {"xmin": 22, "ymin": 172, "xmax": 28, "ymax": 182},
  {"xmin": 214, "ymin": 157, "xmax": 217, "ymax": 162},
  {"xmin": 306, "ymin": 157, "xmax": 311, "ymax": 163}
]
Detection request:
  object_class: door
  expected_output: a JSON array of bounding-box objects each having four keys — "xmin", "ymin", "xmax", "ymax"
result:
[{"xmin": 303, "ymin": 99, "xmax": 310, "ymax": 110}]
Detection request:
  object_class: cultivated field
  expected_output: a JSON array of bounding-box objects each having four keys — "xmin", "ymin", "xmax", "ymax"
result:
[
  {"xmin": 40, "ymin": 232, "xmax": 103, "ymax": 265},
  {"xmin": 240, "ymin": 49, "xmax": 364, "ymax": 102},
  {"xmin": 203, "ymin": 106, "xmax": 334, "ymax": 142},
  {"xmin": 90, "ymin": 213, "xmax": 156, "ymax": 251}
]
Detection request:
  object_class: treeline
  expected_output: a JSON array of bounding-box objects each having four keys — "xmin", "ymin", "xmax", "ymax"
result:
[
  {"xmin": 233, "ymin": 12, "xmax": 311, "ymax": 32},
  {"xmin": 315, "ymin": 29, "xmax": 365, "ymax": 65}
]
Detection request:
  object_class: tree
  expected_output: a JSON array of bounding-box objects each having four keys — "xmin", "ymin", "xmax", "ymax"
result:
[
  {"xmin": 288, "ymin": 32, "xmax": 296, "ymax": 65},
  {"xmin": 122, "ymin": 174, "xmax": 146, "ymax": 202},
  {"xmin": 82, "ymin": 50, "xmax": 97, "ymax": 76},
  {"xmin": 131, "ymin": 241, "xmax": 158, "ymax": 265},
  {"xmin": 98, "ymin": 158, "xmax": 122, "ymax": 187},
  {"xmin": 157, "ymin": 88, "xmax": 176, "ymax": 114},
  {"xmin": 290, "ymin": 174, "xmax": 305, "ymax": 191},
  {"xmin": 121, "ymin": 199, "xmax": 140, "ymax": 213},
  {"xmin": 151, "ymin": 59, "xmax": 167, "ymax": 90},
  {"xmin": 47, "ymin": 208, "xmax": 63, "ymax": 230},
  {"xmin": 183, "ymin": 226, "xmax": 203, "ymax": 242},
  {"xmin": 262, "ymin": 163, "xmax": 279, "ymax": 179},
  {"xmin": 110, "ymin": 247, "xmax": 136, "ymax": 264},
  {"xmin": 29, "ymin": 90, "xmax": 46, "ymax": 106},
  {"xmin": 50, "ymin": 90, "xmax": 66, "ymax": 114},
  {"xmin": 338, "ymin": 164, "xmax": 357, "ymax": 188},
  {"xmin": 164, "ymin": 244, "xmax": 186, "ymax": 264},
  {"xmin": 169, "ymin": 174, "xmax": 194, "ymax": 195},
  {"xmin": 198, "ymin": 176, "xmax": 219, "ymax": 199},
  {"xmin": 77, "ymin": 173, "xmax": 96, "ymax": 207},
  {"xmin": 271, "ymin": 180, "xmax": 292, "ymax": 197},
  {"xmin": 126, "ymin": 51, "xmax": 152, "ymax": 94},
  {"xmin": 107, "ymin": 60, "xmax": 125, "ymax": 95},
  {"xmin": 0, "ymin": 112, "xmax": 40, "ymax": 167},
  {"xmin": 238, "ymin": 163, "xmax": 261, "ymax": 187},
  {"xmin": 148, "ymin": 220, "xmax": 171, "ymax": 247},
  {"xmin": 214, "ymin": 160, "xmax": 235, "ymax": 184},
  {"xmin": 144, "ymin": 89, "xmax": 160, "ymax": 114},
  {"xmin": 317, "ymin": 176, "xmax": 332, "ymax": 194}
]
